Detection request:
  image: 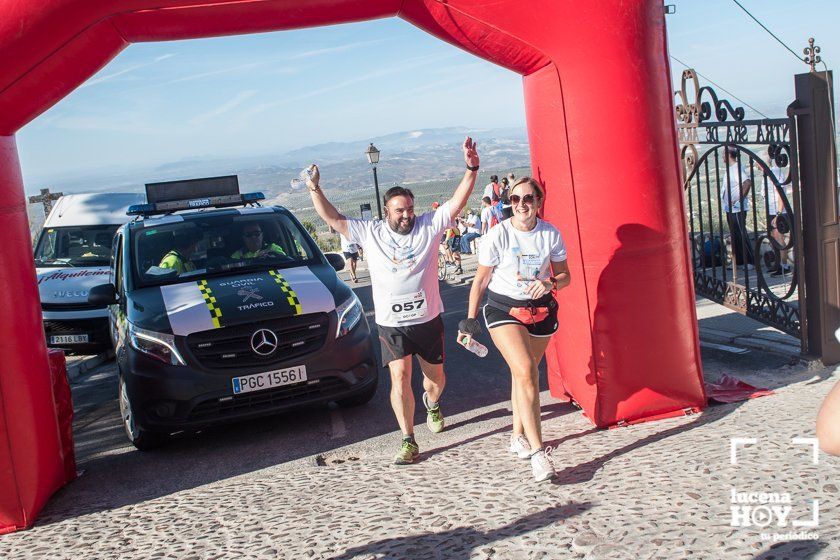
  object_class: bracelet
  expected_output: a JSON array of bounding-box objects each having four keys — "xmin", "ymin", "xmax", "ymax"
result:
[
  {"xmin": 307, "ymin": 184, "xmax": 320, "ymax": 193},
  {"xmin": 466, "ymin": 164, "xmax": 479, "ymax": 171}
]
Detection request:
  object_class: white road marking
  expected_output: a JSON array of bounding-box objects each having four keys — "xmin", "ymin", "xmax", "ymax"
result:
[{"xmin": 329, "ymin": 405, "xmax": 347, "ymax": 439}]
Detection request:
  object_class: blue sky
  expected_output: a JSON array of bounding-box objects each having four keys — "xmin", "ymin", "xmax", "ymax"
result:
[{"xmin": 16, "ymin": 0, "xmax": 839, "ymax": 185}]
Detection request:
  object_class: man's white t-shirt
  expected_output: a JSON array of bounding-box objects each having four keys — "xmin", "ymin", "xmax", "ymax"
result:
[
  {"xmin": 479, "ymin": 219, "xmax": 567, "ymax": 300},
  {"xmin": 721, "ymin": 163, "xmax": 750, "ymax": 213},
  {"xmin": 466, "ymin": 213, "xmax": 480, "ymax": 234},
  {"xmin": 482, "ymin": 182, "xmax": 498, "ymax": 201},
  {"xmin": 339, "ymin": 234, "xmax": 359, "ymax": 254},
  {"xmin": 346, "ymin": 202, "xmax": 453, "ymax": 327},
  {"xmin": 764, "ymin": 166, "xmax": 791, "ymax": 216},
  {"xmin": 480, "ymin": 206, "xmax": 493, "ymax": 231}
]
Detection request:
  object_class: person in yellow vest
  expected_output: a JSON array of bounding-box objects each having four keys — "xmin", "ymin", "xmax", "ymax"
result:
[
  {"xmin": 159, "ymin": 229, "xmax": 201, "ymax": 274},
  {"xmin": 231, "ymin": 223, "xmax": 286, "ymax": 259}
]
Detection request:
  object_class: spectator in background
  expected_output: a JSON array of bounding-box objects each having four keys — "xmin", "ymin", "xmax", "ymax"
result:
[
  {"xmin": 461, "ymin": 209, "xmax": 481, "ymax": 254},
  {"xmin": 721, "ymin": 146, "xmax": 754, "ymax": 267},
  {"xmin": 443, "ymin": 224, "xmax": 463, "ymax": 275},
  {"xmin": 457, "ymin": 215, "xmax": 468, "ymax": 236},
  {"xmin": 480, "ymin": 196, "xmax": 495, "ymax": 234},
  {"xmin": 763, "ymin": 148, "xmax": 792, "ymax": 277},
  {"xmin": 817, "ymin": 326, "xmax": 840, "ymax": 456},
  {"xmin": 340, "ymin": 233, "xmax": 361, "ymax": 283},
  {"xmin": 483, "ymin": 175, "xmax": 501, "ymax": 202},
  {"xmin": 499, "ymin": 177, "xmax": 513, "ymax": 220}
]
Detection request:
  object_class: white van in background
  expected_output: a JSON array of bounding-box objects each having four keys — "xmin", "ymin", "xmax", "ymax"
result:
[{"xmin": 34, "ymin": 192, "xmax": 145, "ymax": 352}]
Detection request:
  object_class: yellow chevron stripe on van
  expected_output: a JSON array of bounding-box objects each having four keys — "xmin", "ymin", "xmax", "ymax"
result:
[
  {"xmin": 197, "ymin": 279, "xmax": 222, "ymax": 328},
  {"xmin": 269, "ymin": 270, "xmax": 302, "ymax": 315}
]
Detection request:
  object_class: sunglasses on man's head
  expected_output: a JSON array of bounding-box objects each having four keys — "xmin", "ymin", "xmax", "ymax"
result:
[
  {"xmin": 509, "ymin": 194, "xmax": 538, "ymax": 205},
  {"xmin": 243, "ymin": 230, "xmax": 263, "ymax": 238}
]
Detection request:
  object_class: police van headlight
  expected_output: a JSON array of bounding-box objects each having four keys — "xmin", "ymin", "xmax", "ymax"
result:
[
  {"xmin": 129, "ymin": 323, "xmax": 186, "ymax": 366},
  {"xmin": 335, "ymin": 293, "xmax": 363, "ymax": 338}
]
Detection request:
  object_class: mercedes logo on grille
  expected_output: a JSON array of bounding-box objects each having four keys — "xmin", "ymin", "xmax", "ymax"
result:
[{"xmin": 250, "ymin": 328, "xmax": 278, "ymax": 356}]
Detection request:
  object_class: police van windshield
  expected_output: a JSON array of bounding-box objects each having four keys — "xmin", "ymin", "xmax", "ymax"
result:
[
  {"xmin": 34, "ymin": 225, "xmax": 117, "ymax": 267},
  {"xmin": 132, "ymin": 211, "xmax": 316, "ymax": 288}
]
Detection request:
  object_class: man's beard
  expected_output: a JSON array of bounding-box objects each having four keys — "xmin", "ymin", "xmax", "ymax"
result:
[{"xmin": 387, "ymin": 215, "xmax": 415, "ymax": 235}]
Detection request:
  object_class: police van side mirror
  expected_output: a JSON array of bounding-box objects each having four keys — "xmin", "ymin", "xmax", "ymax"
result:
[
  {"xmin": 325, "ymin": 253, "xmax": 345, "ymax": 272},
  {"xmin": 88, "ymin": 283, "xmax": 119, "ymax": 306}
]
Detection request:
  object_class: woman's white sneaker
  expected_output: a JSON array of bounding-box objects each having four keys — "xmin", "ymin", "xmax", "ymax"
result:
[
  {"xmin": 530, "ymin": 447, "xmax": 556, "ymax": 482},
  {"xmin": 509, "ymin": 434, "xmax": 531, "ymax": 459}
]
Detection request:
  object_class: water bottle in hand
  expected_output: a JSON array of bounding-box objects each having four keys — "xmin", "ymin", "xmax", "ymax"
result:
[
  {"xmin": 290, "ymin": 166, "xmax": 314, "ymax": 191},
  {"xmin": 457, "ymin": 332, "xmax": 488, "ymax": 357}
]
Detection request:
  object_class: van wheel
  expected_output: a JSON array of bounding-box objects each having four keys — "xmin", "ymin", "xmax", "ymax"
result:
[
  {"xmin": 119, "ymin": 376, "xmax": 165, "ymax": 451},
  {"xmin": 336, "ymin": 375, "xmax": 379, "ymax": 407}
]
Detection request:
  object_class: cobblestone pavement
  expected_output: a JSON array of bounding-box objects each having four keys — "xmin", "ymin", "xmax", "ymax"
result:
[
  {"xmin": 2, "ymin": 359, "xmax": 839, "ymax": 559},
  {"xmin": 4, "ymin": 266, "xmax": 839, "ymax": 559}
]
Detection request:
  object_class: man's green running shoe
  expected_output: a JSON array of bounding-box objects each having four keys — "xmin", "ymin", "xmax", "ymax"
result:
[
  {"xmin": 394, "ymin": 439, "xmax": 420, "ymax": 465},
  {"xmin": 423, "ymin": 391, "xmax": 445, "ymax": 433}
]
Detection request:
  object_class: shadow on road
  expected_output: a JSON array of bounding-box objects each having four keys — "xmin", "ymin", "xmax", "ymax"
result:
[
  {"xmin": 753, "ymin": 540, "xmax": 828, "ymax": 559},
  {"xmin": 328, "ymin": 502, "xmax": 592, "ymax": 559}
]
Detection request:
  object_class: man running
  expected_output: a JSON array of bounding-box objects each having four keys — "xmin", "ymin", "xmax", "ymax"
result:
[{"xmin": 307, "ymin": 137, "xmax": 480, "ymax": 464}]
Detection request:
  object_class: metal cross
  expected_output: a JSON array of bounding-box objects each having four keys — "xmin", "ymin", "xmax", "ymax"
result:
[
  {"xmin": 28, "ymin": 187, "xmax": 63, "ymax": 217},
  {"xmin": 804, "ymin": 37, "xmax": 821, "ymax": 72}
]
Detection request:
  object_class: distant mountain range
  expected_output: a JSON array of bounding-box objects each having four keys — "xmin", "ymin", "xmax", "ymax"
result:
[{"xmin": 26, "ymin": 126, "xmax": 530, "ymax": 198}]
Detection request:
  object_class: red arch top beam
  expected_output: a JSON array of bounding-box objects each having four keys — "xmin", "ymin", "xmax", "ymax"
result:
[{"xmin": 0, "ymin": 0, "xmax": 554, "ymax": 135}]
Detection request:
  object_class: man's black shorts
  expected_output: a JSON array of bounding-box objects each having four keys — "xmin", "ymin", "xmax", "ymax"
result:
[
  {"xmin": 377, "ymin": 314, "xmax": 444, "ymax": 367},
  {"xmin": 482, "ymin": 291, "xmax": 558, "ymax": 337},
  {"xmin": 343, "ymin": 251, "xmax": 359, "ymax": 261}
]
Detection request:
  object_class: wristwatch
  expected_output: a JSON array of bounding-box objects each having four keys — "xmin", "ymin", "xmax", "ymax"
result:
[{"xmin": 466, "ymin": 164, "xmax": 479, "ymax": 171}]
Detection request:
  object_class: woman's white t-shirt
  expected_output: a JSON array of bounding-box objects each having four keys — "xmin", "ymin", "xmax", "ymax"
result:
[{"xmin": 479, "ymin": 219, "xmax": 567, "ymax": 300}]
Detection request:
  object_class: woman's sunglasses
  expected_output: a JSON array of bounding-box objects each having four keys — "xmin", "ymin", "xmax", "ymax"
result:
[{"xmin": 509, "ymin": 194, "xmax": 539, "ymax": 206}]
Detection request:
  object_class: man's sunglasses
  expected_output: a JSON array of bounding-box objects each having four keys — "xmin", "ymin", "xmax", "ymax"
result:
[
  {"xmin": 509, "ymin": 194, "xmax": 539, "ymax": 205},
  {"xmin": 243, "ymin": 231, "xmax": 263, "ymax": 238}
]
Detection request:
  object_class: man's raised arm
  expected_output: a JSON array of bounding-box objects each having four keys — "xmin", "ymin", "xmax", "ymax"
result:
[
  {"xmin": 447, "ymin": 137, "xmax": 481, "ymax": 221},
  {"xmin": 305, "ymin": 165, "xmax": 350, "ymax": 238}
]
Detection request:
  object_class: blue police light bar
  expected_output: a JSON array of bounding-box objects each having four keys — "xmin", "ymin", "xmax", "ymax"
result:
[{"xmin": 127, "ymin": 192, "xmax": 265, "ymax": 216}]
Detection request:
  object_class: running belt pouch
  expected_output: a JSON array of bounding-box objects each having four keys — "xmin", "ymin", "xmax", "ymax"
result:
[{"xmin": 508, "ymin": 306, "xmax": 549, "ymax": 324}]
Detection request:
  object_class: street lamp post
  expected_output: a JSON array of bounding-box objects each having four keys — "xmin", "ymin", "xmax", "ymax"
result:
[{"xmin": 365, "ymin": 143, "xmax": 382, "ymax": 220}]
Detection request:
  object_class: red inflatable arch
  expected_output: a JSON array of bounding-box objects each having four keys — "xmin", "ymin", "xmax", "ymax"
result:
[{"xmin": 0, "ymin": 0, "xmax": 705, "ymax": 531}]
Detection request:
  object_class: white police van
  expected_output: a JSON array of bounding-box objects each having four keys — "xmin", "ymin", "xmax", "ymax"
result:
[
  {"xmin": 88, "ymin": 176, "xmax": 377, "ymax": 449},
  {"xmin": 35, "ymin": 192, "xmax": 146, "ymax": 352}
]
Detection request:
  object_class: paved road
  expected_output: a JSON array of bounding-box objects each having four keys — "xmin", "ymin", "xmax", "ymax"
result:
[{"xmin": 3, "ymin": 271, "xmax": 839, "ymax": 559}]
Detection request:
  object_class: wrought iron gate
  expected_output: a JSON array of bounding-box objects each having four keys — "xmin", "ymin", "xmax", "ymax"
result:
[{"xmin": 675, "ymin": 69, "xmax": 802, "ymax": 338}]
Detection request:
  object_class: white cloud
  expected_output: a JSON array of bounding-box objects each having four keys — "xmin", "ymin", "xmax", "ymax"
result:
[
  {"xmin": 156, "ymin": 62, "xmax": 265, "ymax": 86},
  {"xmin": 241, "ymin": 52, "xmax": 456, "ymax": 119},
  {"xmin": 81, "ymin": 53, "xmax": 176, "ymax": 88},
  {"xmin": 189, "ymin": 90, "xmax": 259, "ymax": 125},
  {"xmin": 288, "ymin": 38, "xmax": 391, "ymax": 60}
]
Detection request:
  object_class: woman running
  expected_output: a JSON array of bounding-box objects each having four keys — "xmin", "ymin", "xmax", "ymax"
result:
[{"xmin": 459, "ymin": 177, "xmax": 570, "ymax": 482}]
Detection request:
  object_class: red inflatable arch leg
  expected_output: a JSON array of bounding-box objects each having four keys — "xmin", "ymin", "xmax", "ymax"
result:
[
  {"xmin": 0, "ymin": 0, "xmax": 707, "ymax": 530},
  {"xmin": 0, "ymin": 135, "xmax": 69, "ymax": 533}
]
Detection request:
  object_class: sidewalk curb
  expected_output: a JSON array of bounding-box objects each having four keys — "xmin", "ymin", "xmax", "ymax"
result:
[
  {"xmin": 698, "ymin": 327, "xmax": 807, "ymax": 363},
  {"xmin": 67, "ymin": 351, "xmax": 113, "ymax": 383}
]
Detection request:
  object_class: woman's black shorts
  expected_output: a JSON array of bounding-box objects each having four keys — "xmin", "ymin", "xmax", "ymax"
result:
[
  {"xmin": 343, "ymin": 251, "xmax": 359, "ymax": 261},
  {"xmin": 482, "ymin": 291, "xmax": 558, "ymax": 337}
]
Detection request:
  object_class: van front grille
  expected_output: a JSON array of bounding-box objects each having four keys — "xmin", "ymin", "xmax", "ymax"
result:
[{"xmin": 185, "ymin": 313, "xmax": 330, "ymax": 370}]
